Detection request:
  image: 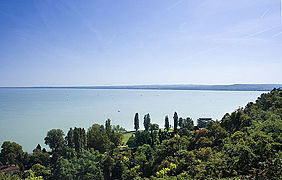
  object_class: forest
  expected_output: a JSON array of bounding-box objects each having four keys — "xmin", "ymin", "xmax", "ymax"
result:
[{"xmin": 0, "ymin": 88, "xmax": 281, "ymax": 180}]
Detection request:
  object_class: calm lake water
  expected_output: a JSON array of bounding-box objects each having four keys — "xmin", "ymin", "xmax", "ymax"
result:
[{"xmin": 0, "ymin": 88, "xmax": 265, "ymax": 151}]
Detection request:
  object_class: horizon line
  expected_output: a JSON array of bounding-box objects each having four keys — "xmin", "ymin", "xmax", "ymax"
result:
[{"xmin": 0, "ymin": 83, "xmax": 282, "ymax": 88}]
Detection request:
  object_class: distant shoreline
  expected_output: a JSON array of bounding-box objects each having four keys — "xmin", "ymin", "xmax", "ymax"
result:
[{"xmin": 0, "ymin": 84, "xmax": 281, "ymax": 91}]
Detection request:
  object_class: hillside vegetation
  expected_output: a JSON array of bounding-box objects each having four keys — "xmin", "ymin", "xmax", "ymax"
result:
[{"xmin": 0, "ymin": 89, "xmax": 281, "ymax": 179}]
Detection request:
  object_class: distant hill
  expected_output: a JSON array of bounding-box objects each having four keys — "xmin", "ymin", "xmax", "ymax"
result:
[{"xmin": 2, "ymin": 84, "xmax": 282, "ymax": 91}]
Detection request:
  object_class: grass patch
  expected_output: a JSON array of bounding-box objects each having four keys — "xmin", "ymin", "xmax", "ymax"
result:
[
  {"xmin": 122, "ymin": 132, "xmax": 134, "ymax": 145},
  {"xmin": 121, "ymin": 128, "xmax": 174, "ymax": 145}
]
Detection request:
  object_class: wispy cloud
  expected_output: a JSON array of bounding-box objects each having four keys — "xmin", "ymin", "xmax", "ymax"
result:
[
  {"xmin": 272, "ymin": 30, "xmax": 282, "ymax": 37},
  {"xmin": 260, "ymin": 8, "xmax": 270, "ymax": 19},
  {"xmin": 63, "ymin": 1, "xmax": 101, "ymax": 40},
  {"xmin": 245, "ymin": 25, "xmax": 280, "ymax": 38},
  {"xmin": 165, "ymin": 0, "xmax": 186, "ymax": 12}
]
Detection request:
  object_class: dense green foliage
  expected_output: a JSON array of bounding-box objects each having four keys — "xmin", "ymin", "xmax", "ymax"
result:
[
  {"xmin": 44, "ymin": 129, "xmax": 65, "ymax": 152},
  {"xmin": 0, "ymin": 89, "xmax": 281, "ymax": 179}
]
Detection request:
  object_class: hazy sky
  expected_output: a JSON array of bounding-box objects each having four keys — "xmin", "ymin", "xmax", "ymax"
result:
[{"xmin": 0, "ymin": 0, "xmax": 282, "ymax": 86}]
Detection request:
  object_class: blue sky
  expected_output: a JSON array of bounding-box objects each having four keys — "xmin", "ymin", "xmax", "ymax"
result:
[{"xmin": 0, "ymin": 0, "xmax": 282, "ymax": 86}]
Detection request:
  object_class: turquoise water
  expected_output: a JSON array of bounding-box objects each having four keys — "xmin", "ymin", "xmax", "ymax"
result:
[{"xmin": 0, "ymin": 88, "xmax": 264, "ymax": 151}]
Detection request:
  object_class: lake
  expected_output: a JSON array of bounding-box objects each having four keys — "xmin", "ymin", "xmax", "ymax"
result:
[{"xmin": 0, "ymin": 88, "xmax": 265, "ymax": 151}]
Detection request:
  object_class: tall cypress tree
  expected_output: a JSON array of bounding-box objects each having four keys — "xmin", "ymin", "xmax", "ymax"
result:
[
  {"xmin": 66, "ymin": 128, "xmax": 74, "ymax": 148},
  {"xmin": 173, "ymin": 112, "xmax": 178, "ymax": 133},
  {"xmin": 73, "ymin": 127, "xmax": 86, "ymax": 153},
  {"xmin": 179, "ymin": 117, "xmax": 183, "ymax": 128},
  {"xmin": 134, "ymin": 113, "xmax": 139, "ymax": 131},
  {"xmin": 165, "ymin": 115, "xmax": 170, "ymax": 131},
  {"xmin": 36, "ymin": 144, "xmax": 42, "ymax": 151},
  {"xmin": 105, "ymin": 119, "xmax": 111, "ymax": 134},
  {"xmin": 143, "ymin": 113, "xmax": 151, "ymax": 131}
]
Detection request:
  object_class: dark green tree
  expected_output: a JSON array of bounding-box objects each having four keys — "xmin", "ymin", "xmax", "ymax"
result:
[
  {"xmin": 106, "ymin": 120, "xmax": 123, "ymax": 147},
  {"xmin": 112, "ymin": 159, "xmax": 125, "ymax": 179},
  {"xmin": 31, "ymin": 163, "xmax": 51, "ymax": 179},
  {"xmin": 149, "ymin": 124, "xmax": 160, "ymax": 146},
  {"xmin": 102, "ymin": 154, "xmax": 113, "ymax": 180},
  {"xmin": 112, "ymin": 125, "xmax": 126, "ymax": 133},
  {"xmin": 127, "ymin": 135, "xmax": 137, "ymax": 148},
  {"xmin": 66, "ymin": 128, "xmax": 74, "ymax": 148},
  {"xmin": 105, "ymin": 119, "xmax": 111, "ymax": 134},
  {"xmin": 134, "ymin": 113, "xmax": 139, "ymax": 131},
  {"xmin": 185, "ymin": 117, "xmax": 194, "ymax": 130},
  {"xmin": 132, "ymin": 131, "xmax": 152, "ymax": 147},
  {"xmin": 143, "ymin": 113, "xmax": 151, "ymax": 131},
  {"xmin": 28, "ymin": 149, "xmax": 51, "ymax": 169},
  {"xmin": 44, "ymin": 129, "xmax": 65, "ymax": 152},
  {"xmin": 0, "ymin": 141, "xmax": 24, "ymax": 170},
  {"xmin": 179, "ymin": 117, "xmax": 183, "ymax": 128},
  {"xmin": 87, "ymin": 124, "xmax": 112, "ymax": 153},
  {"xmin": 35, "ymin": 144, "xmax": 41, "ymax": 151},
  {"xmin": 173, "ymin": 112, "xmax": 178, "ymax": 133},
  {"xmin": 53, "ymin": 150, "xmax": 103, "ymax": 180},
  {"xmin": 73, "ymin": 127, "xmax": 86, "ymax": 153},
  {"xmin": 165, "ymin": 115, "xmax": 170, "ymax": 132},
  {"xmin": 151, "ymin": 123, "xmax": 159, "ymax": 131}
]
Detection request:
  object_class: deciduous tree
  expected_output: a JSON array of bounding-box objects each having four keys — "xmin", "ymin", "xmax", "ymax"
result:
[{"xmin": 44, "ymin": 129, "xmax": 65, "ymax": 152}]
